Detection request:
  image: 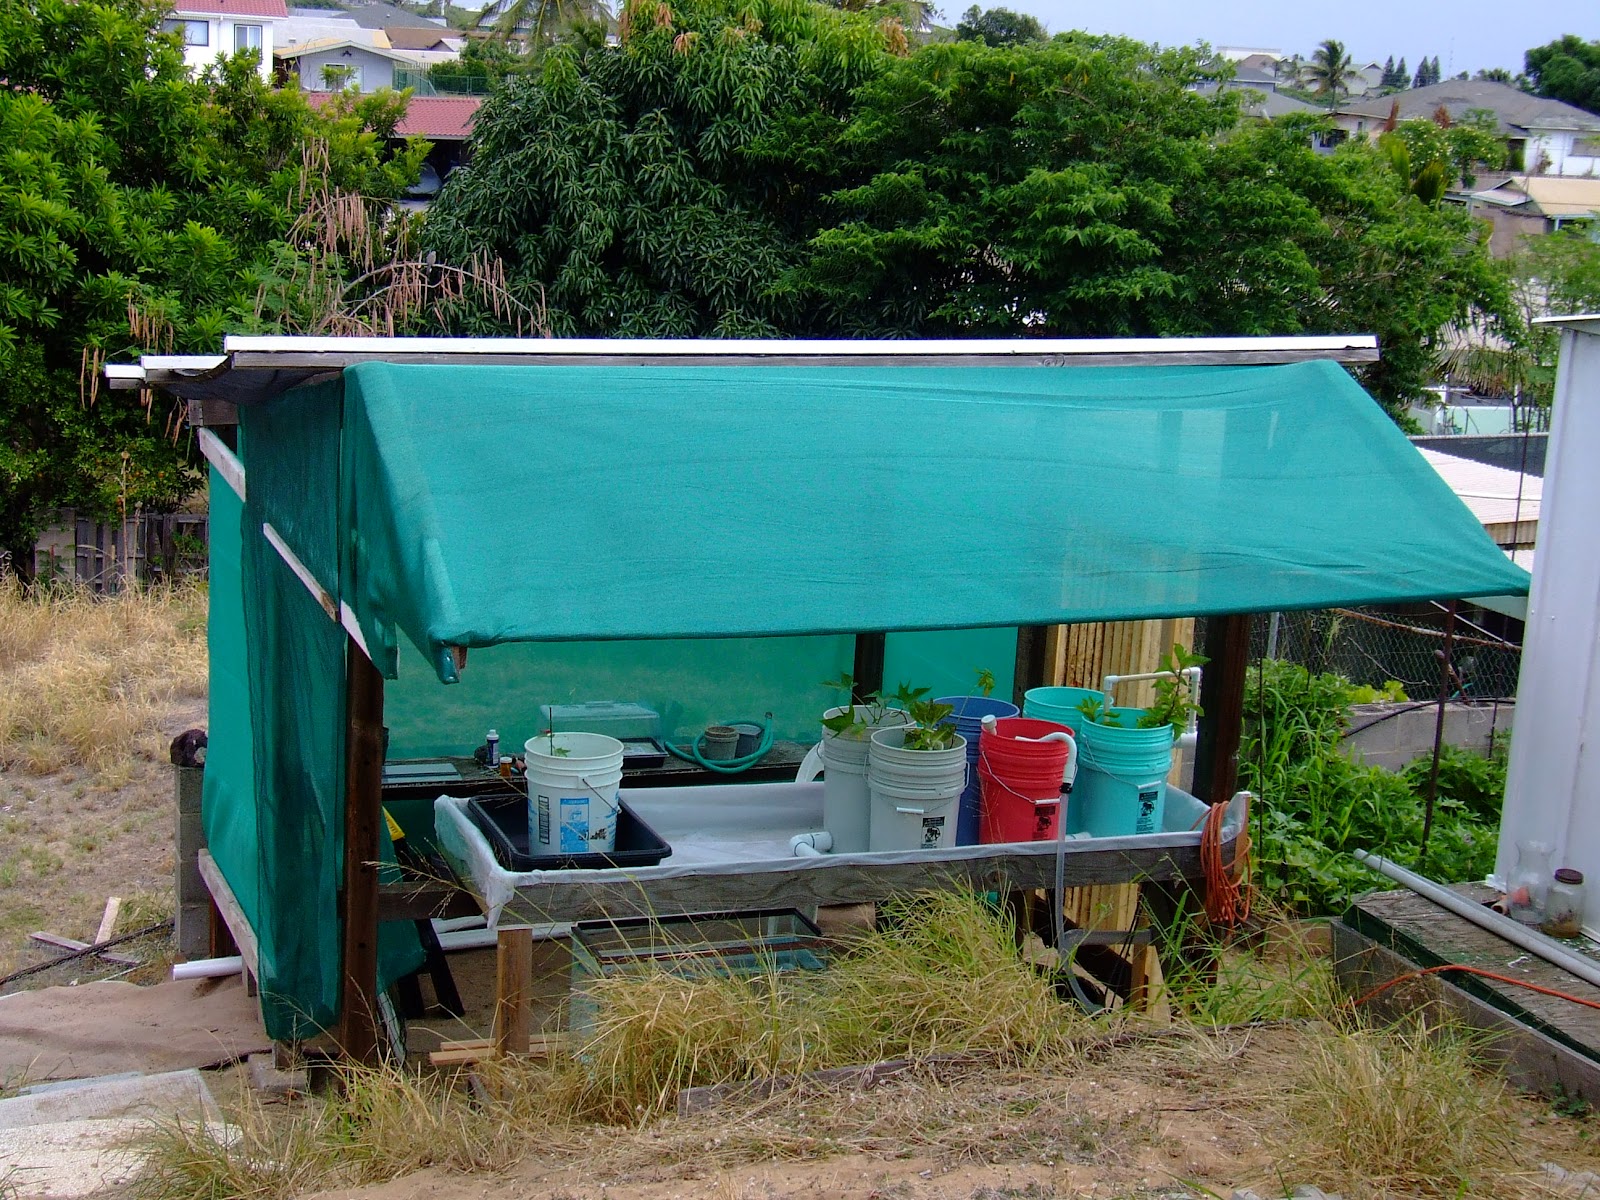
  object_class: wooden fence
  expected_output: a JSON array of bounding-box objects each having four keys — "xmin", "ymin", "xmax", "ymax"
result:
[{"xmin": 31, "ymin": 510, "xmax": 209, "ymax": 592}]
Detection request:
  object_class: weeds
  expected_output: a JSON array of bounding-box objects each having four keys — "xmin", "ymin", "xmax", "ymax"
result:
[
  {"xmin": 1242, "ymin": 660, "xmax": 1504, "ymax": 915},
  {"xmin": 0, "ymin": 580, "xmax": 207, "ymax": 777},
  {"xmin": 1282, "ymin": 1020, "xmax": 1518, "ymax": 1197}
]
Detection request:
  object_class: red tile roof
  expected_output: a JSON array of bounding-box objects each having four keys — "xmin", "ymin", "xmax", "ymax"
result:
[
  {"xmin": 174, "ymin": 0, "xmax": 289, "ymax": 17},
  {"xmin": 305, "ymin": 92, "xmax": 481, "ymax": 140}
]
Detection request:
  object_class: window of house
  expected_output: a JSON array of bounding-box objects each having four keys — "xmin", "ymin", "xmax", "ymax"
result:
[
  {"xmin": 161, "ymin": 17, "xmax": 209, "ymax": 46},
  {"xmin": 234, "ymin": 23, "xmax": 263, "ymax": 52},
  {"xmin": 320, "ymin": 63, "xmax": 361, "ymax": 91}
]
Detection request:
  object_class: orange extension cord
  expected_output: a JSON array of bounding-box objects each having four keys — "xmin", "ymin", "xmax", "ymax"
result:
[
  {"xmin": 1354, "ymin": 963, "xmax": 1600, "ymax": 1012},
  {"xmin": 1200, "ymin": 790, "xmax": 1252, "ymax": 927}
]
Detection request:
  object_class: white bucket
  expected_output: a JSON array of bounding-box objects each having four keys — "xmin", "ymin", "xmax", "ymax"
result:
[
  {"xmin": 523, "ymin": 732, "xmax": 625, "ymax": 854},
  {"xmin": 820, "ymin": 706, "xmax": 910, "ymax": 854},
  {"xmin": 867, "ymin": 726, "xmax": 966, "ymax": 852}
]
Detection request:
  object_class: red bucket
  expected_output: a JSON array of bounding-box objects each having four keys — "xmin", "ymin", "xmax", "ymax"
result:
[{"xmin": 978, "ymin": 717, "xmax": 1074, "ymax": 844}]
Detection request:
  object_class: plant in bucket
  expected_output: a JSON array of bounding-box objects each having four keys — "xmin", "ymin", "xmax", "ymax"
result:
[
  {"xmin": 818, "ymin": 673, "xmax": 912, "ymax": 853},
  {"xmin": 1073, "ymin": 645, "xmax": 1206, "ymax": 838},
  {"xmin": 524, "ymin": 729, "xmax": 626, "ymax": 854},
  {"xmin": 936, "ymin": 668, "xmax": 1020, "ymax": 845},
  {"xmin": 867, "ymin": 688, "xmax": 967, "ymax": 852}
]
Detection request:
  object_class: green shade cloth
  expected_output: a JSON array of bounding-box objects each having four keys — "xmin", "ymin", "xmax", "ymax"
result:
[{"xmin": 338, "ymin": 360, "xmax": 1530, "ymax": 682}]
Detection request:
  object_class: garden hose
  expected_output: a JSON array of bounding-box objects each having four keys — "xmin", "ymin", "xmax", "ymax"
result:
[{"xmin": 664, "ymin": 715, "xmax": 775, "ymax": 774}]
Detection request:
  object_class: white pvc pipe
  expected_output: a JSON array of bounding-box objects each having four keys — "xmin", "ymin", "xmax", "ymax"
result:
[
  {"xmin": 790, "ymin": 831, "xmax": 832, "ymax": 856},
  {"xmin": 1102, "ymin": 667, "xmax": 1202, "ymax": 751},
  {"xmin": 436, "ymin": 928, "xmax": 499, "ymax": 952},
  {"xmin": 433, "ymin": 918, "xmax": 486, "ymax": 935},
  {"xmin": 1353, "ymin": 850, "xmax": 1600, "ymax": 991},
  {"xmin": 172, "ymin": 956, "xmax": 243, "ymax": 981}
]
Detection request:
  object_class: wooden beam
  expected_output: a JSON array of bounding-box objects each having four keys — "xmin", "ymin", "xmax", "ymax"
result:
[
  {"xmin": 197, "ymin": 428, "xmax": 245, "ymax": 501},
  {"xmin": 197, "ymin": 848, "xmax": 261, "ymax": 982},
  {"xmin": 1191, "ymin": 613, "xmax": 1251, "ymax": 806},
  {"xmin": 493, "ymin": 926, "xmax": 534, "ymax": 1059},
  {"xmin": 372, "ymin": 881, "xmax": 482, "ymax": 923},
  {"xmin": 852, "ymin": 632, "xmax": 885, "ymax": 702},
  {"xmin": 339, "ymin": 637, "xmax": 385, "ymax": 1065}
]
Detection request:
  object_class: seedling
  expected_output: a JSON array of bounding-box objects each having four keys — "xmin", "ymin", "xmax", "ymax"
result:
[
  {"xmin": 1075, "ymin": 644, "xmax": 1208, "ymax": 736},
  {"xmin": 898, "ymin": 688, "xmax": 959, "ymax": 751},
  {"xmin": 974, "ymin": 667, "xmax": 996, "ymax": 698},
  {"xmin": 820, "ymin": 672, "xmax": 899, "ymax": 739}
]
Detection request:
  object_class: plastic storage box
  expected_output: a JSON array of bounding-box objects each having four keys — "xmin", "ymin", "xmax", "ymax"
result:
[{"xmin": 538, "ymin": 701, "xmax": 666, "ymax": 769}]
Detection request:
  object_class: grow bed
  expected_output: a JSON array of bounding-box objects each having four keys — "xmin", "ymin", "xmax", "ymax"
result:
[{"xmin": 433, "ymin": 783, "xmax": 1243, "ymax": 926}]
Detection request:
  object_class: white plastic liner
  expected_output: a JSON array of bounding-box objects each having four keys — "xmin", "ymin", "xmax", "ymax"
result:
[{"xmin": 434, "ymin": 783, "xmax": 1238, "ymax": 928}]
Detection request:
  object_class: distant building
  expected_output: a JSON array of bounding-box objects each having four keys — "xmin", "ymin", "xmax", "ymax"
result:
[
  {"xmin": 1462, "ymin": 175, "xmax": 1600, "ymax": 256},
  {"xmin": 1193, "ymin": 80, "xmax": 1319, "ymax": 119},
  {"xmin": 163, "ymin": 0, "xmax": 288, "ymax": 80},
  {"xmin": 304, "ymin": 93, "xmax": 481, "ymax": 205},
  {"xmin": 1332, "ymin": 80, "xmax": 1600, "ymax": 177}
]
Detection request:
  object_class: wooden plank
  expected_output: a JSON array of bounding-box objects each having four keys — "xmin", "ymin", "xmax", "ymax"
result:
[
  {"xmin": 27, "ymin": 931, "xmax": 139, "ymax": 967},
  {"xmin": 95, "ymin": 897, "xmax": 122, "ymax": 946},
  {"xmin": 1333, "ymin": 919, "xmax": 1600, "ymax": 1105},
  {"xmin": 197, "ymin": 849, "xmax": 261, "ymax": 981},
  {"xmin": 428, "ymin": 1032, "xmax": 566, "ymax": 1065},
  {"xmin": 262, "ymin": 523, "xmax": 337, "ymax": 621},
  {"xmin": 196, "ymin": 429, "xmax": 245, "ymax": 501},
  {"xmin": 501, "ymin": 838, "xmax": 1218, "ymax": 926},
  {"xmin": 373, "ymin": 881, "xmax": 482, "ymax": 923},
  {"xmin": 493, "ymin": 926, "xmax": 534, "ymax": 1059},
  {"xmin": 1192, "ymin": 612, "xmax": 1250, "ymax": 805},
  {"xmin": 1346, "ymin": 886, "xmax": 1600, "ymax": 1061},
  {"xmin": 339, "ymin": 638, "xmax": 385, "ymax": 1065}
]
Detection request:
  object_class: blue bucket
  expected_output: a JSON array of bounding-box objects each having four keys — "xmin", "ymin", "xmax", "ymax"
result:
[
  {"xmin": 937, "ymin": 695, "xmax": 1019, "ymax": 845},
  {"xmin": 1074, "ymin": 715, "xmax": 1174, "ymax": 837},
  {"xmin": 1023, "ymin": 686, "xmax": 1106, "ymax": 733}
]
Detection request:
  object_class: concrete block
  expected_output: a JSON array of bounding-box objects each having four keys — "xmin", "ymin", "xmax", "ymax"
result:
[
  {"xmin": 246, "ymin": 1052, "xmax": 308, "ymax": 1097},
  {"xmin": 173, "ymin": 764, "xmax": 204, "ymax": 814}
]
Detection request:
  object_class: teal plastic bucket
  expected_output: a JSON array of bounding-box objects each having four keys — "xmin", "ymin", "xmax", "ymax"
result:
[
  {"xmin": 1022, "ymin": 686, "xmax": 1105, "ymax": 732},
  {"xmin": 1074, "ymin": 717, "xmax": 1174, "ymax": 837}
]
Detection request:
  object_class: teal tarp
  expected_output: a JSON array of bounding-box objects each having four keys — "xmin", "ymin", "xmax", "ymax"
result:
[{"xmin": 337, "ymin": 361, "xmax": 1531, "ymax": 682}]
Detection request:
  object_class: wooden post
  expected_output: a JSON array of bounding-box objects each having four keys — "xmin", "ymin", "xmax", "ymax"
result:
[
  {"xmin": 494, "ymin": 926, "xmax": 534, "ymax": 1059},
  {"xmin": 1192, "ymin": 613, "xmax": 1251, "ymax": 806},
  {"xmin": 852, "ymin": 632, "xmax": 886, "ymax": 701},
  {"xmin": 340, "ymin": 637, "xmax": 385, "ymax": 1065},
  {"xmin": 1012, "ymin": 625, "xmax": 1051, "ymax": 710}
]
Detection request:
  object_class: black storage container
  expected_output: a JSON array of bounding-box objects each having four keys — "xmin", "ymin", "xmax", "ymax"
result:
[{"xmin": 466, "ymin": 792, "xmax": 671, "ymax": 871}]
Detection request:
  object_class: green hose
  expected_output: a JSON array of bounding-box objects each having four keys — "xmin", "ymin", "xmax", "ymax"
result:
[{"xmin": 665, "ymin": 715, "xmax": 775, "ymax": 774}]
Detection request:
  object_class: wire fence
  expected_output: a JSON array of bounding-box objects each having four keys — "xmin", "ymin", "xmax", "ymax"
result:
[{"xmin": 1244, "ymin": 604, "xmax": 1523, "ymax": 701}]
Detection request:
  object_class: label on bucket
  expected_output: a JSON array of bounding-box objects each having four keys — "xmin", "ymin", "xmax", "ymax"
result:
[
  {"xmin": 559, "ymin": 795, "xmax": 590, "ymax": 853},
  {"xmin": 921, "ymin": 815, "xmax": 946, "ymax": 848},
  {"xmin": 1136, "ymin": 788, "xmax": 1160, "ymax": 835},
  {"xmin": 537, "ymin": 794, "xmax": 551, "ymax": 846}
]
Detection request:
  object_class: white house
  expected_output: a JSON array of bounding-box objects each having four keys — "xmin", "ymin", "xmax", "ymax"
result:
[
  {"xmin": 1332, "ymin": 80, "xmax": 1600, "ymax": 177},
  {"xmin": 275, "ymin": 36, "xmax": 452, "ymax": 93},
  {"xmin": 162, "ymin": 0, "xmax": 288, "ymax": 81}
]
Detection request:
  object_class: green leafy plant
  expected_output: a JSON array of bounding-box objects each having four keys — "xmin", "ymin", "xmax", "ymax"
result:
[
  {"xmin": 973, "ymin": 667, "xmax": 996, "ymax": 698},
  {"xmin": 820, "ymin": 672, "xmax": 895, "ymax": 739},
  {"xmin": 1346, "ymin": 679, "xmax": 1410, "ymax": 703},
  {"xmin": 1139, "ymin": 643, "xmax": 1208, "ymax": 735},
  {"xmin": 897, "ymin": 687, "xmax": 958, "ymax": 751}
]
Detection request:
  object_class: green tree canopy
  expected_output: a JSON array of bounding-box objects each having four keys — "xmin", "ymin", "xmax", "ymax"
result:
[
  {"xmin": 1305, "ymin": 38, "xmax": 1358, "ymax": 108},
  {"xmin": 0, "ymin": 0, "xmax": 423, "ymax": 565},
  {"xmin": 423, "ymin": 0, "xmax": 897, "ymax": 336},
  {"xmin": 1524, "ymin": 35, "xmax": 1600, "ymax": 115},
  {"xmin": 953, "ymin": 5, "xmax": 1044, "ymax": 47}
]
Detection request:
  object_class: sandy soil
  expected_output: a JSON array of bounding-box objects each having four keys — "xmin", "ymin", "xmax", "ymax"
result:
[{"xmin": 0, "ymin": 697, "xmax": 204, "ymax": 981}]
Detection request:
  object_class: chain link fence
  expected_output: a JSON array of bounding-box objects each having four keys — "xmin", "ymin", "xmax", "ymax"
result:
[{"xmin": 1244, "ymin": 604, "xmax": 1523, "ymax": 701}]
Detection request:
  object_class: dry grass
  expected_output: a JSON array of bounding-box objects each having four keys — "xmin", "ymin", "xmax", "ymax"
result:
[
  {"xmin": 1279, "ymin": 1020, "xmax": 1528, "ymax": 1198},
  {"xmin": 0, "ymin": 580, "xmax": 207, "ymax": 778}
]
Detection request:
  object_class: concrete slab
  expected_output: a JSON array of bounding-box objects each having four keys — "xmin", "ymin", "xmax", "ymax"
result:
[{"xmin": 0, "ymin": 1068, "xmax": 229, "ymax": 1199}]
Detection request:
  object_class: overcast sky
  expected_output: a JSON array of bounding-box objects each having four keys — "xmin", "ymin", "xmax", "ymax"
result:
[{"xmin": 1000, "ymin": 0, "xmax": 1594, "ymax": 77}]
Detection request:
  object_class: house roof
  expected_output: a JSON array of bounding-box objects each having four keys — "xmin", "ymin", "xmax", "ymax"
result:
[
  {"xmin": 341, "ymin": 1, "xmax": 448, "ymax": 31},
  {"xmin": 303, "ymin": 91, "xmax": 481, "ymax": 139},
  {"xmin": 276, "ymin": 37, "xmax": 419, "ymax": 63},
  {"xmin": 173, "ymin": 0, "xmax": 288, "ymax": 17},
  {"xmin": 383, "ymin": 26, "xmax": 459, "ymax": 50},
  {"xmin": 1469, "ymin": 175, "xmax": 1600, "ymax": 218},
  {"xmin": 1335, "ymin": 79, "xmax": 1600, "ymax": 134},
  {"xmin": 1417, "ymin": 447, "xmax": 1541, "ymax": 543}
]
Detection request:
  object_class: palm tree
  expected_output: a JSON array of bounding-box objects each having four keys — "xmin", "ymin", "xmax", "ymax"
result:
[
  {"xmin": 1305, "ymin": 38, "xmax": 1359, "ymax": 110},
  {"xmin": 478, "ymin": 0, "xmax": 611, "ymax": 47}
]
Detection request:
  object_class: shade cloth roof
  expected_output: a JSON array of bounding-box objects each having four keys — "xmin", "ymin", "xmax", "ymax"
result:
[{"xmin": 332, "ymin": 359, "xmax": 1531, "ymax": 681}]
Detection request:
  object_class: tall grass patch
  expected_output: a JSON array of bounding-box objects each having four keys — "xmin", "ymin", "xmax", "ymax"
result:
[
  {"xmin": 0, "ymin": 581, "xmax": 207, "ymax": 776},
  {"xmin": 1283, "ymin": 1021, "xmax": 1519, "ymax": 1197}
]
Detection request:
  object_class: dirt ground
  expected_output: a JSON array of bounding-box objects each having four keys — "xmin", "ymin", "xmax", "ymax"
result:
[{"xmin": 0, "ymin": 696, "xmax": 204, "ymax": 981}]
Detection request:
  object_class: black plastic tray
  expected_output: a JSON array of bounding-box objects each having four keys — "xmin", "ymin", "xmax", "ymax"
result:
[{"xmin": 465, "ymin": 792, "xmax": 672, "ymax": 871}]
